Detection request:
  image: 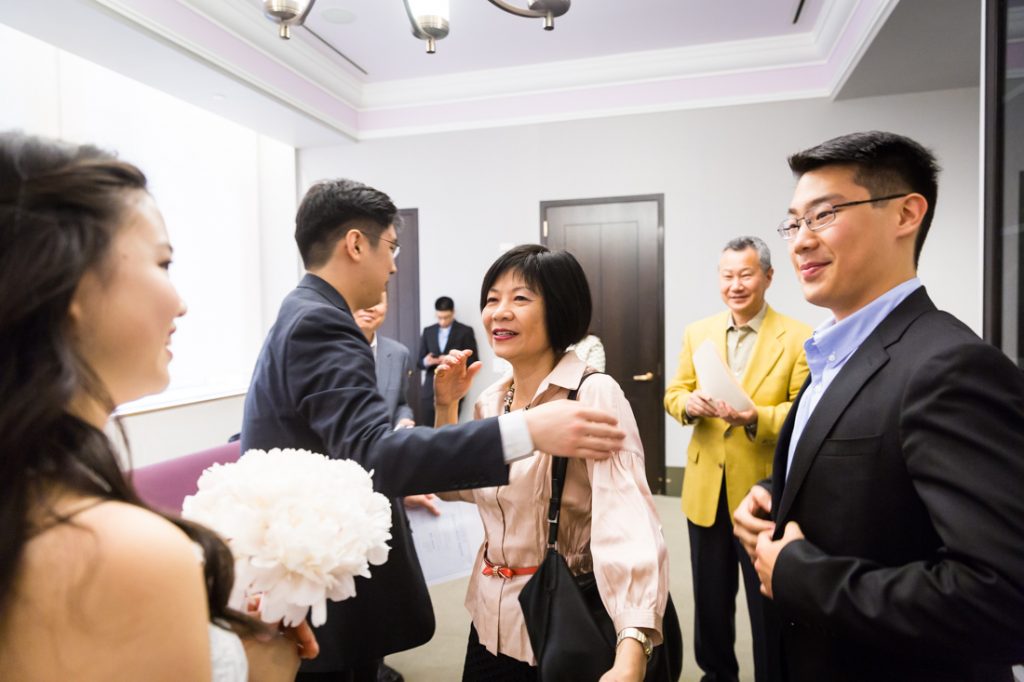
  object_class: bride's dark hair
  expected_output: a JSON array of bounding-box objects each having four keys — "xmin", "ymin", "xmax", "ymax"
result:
[{"xmin": 0, "ymin": 131, "xmax": 256, "ymax": 633}]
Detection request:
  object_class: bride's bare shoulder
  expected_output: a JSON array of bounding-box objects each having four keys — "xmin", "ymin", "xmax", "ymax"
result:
[{"xmin": 3, "ymin": 497, "xmax": 212, "ymax": 679}]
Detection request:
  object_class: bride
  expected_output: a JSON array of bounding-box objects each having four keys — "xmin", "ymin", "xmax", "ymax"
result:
[{"xmin": 0, "ymin": 132, "xmax": 316, "ymax": 680}]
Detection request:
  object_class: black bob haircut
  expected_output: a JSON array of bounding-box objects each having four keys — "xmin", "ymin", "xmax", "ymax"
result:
[
  {"xmin": 788, "ymin": 131, "xmax": 940, "ymax": 266},
  {"xmin": 294, "ymin": 178, "xmax": 398, "ymax": 269},
  {"xmin": 479, "ymin": 244, "xmax": 591, "ymax": 354}
]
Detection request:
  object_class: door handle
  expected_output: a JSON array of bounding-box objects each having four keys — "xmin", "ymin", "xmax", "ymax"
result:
[{"xmin": 632, "ymin": 371, "xmax": 654, "ymax": 382}]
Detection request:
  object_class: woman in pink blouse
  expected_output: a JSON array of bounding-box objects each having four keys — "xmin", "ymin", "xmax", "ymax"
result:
[{"xmin": 436, "ymin": 245, "xmax": 670, "ymax": 682}]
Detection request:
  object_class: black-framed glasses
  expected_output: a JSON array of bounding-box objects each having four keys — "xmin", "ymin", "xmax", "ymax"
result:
[
  {"xmin": 777, "ymin": 193, "xmax": 910, "ymax": 240},
  {"xmin": 372, "ymin": 232, "xmax": 395, "ymax": 256}
]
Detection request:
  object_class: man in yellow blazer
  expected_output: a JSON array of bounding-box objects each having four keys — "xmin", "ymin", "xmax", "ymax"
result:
[{"xmin": 665, "ymin": 236, "xmax": 810, "ymax": 682}]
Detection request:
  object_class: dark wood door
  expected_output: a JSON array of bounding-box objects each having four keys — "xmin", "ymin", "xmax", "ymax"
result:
[
  {"xmin": 542, "ymin": 196, "xmax": 666, "ymax": 493},
  {"xmin": 379, "ymin": 208, "xmax": 423, "ymax": 423}
]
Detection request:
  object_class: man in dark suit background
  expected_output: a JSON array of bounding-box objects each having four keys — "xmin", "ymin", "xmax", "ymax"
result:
[
  {"xmin": 733, "ymin": 131, "xmax": 1024, "ymax": 681},
  {"xmin": 417, "ymin": 296, "xmax": 477, "ymax": 425},
  {"xmin": 241, "ymin": 178, "xmax": 627, "ymax": 682}
]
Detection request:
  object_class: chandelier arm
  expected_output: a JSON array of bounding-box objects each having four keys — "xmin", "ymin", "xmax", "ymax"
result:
[
  {"xmin": 486, "ymin": 0, "xmax": 548, "ymax": 19},
  {"xmin": 297, "ymin": 0, "xmax": 316, "ymax": 23}
]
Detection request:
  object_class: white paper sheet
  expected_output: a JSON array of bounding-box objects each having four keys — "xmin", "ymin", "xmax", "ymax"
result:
[
  {"xmin": 407, "ymin": 498, "xmax": 485, "ymax": 585},
  {"xmin": 692, "ymin": 339, "xmax": 755, "ymax": 411}
]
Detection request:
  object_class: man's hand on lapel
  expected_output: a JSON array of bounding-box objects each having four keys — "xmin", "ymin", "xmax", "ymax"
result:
[{"xmin": 754, "ymin": 521, "xmax": 805, "ymax": 599}]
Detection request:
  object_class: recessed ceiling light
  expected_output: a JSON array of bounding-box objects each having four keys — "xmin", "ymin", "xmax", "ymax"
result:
[{"xmin": 321, "ymin": 8, "xmax": 356, "ymax": 24}]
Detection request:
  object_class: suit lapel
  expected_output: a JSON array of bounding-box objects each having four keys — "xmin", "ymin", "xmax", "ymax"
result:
[
  {"xmin": 774, "ymin": 338, "xmax": 889, "ymax": 525},
  {"xmin": 742, "ymin": 307, "xmax": 784, "ymax": 395},
  {"xmin": 773, "ymin": 287, "xmax": 936, "ymax": 525}
]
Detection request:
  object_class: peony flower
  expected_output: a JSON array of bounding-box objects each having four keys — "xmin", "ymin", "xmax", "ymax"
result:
[{"xmin": 182, "ymin": 448, "xmax": 392, "ymax": 627}]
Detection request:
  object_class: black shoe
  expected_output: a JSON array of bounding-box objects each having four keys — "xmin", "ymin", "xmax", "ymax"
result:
[{"xmin": 377, "ymin": 662, "xmax": 404, "ymax": 682}]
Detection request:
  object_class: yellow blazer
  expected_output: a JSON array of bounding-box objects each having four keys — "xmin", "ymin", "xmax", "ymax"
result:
[{"xmin": 664, "ymin": 306, "xmax": 811, "ymax": 527}]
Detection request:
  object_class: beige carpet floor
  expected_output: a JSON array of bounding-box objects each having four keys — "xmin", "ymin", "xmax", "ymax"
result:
[{"xmin": 387, "ymin": 494, "xmax": 755, "ymax": 681}]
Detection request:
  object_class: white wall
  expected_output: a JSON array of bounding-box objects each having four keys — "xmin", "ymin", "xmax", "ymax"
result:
[
  {"xmin": 299, "ymin": 87, "xmax": 981, "ymax": 467},
  {"xmin": 0, "ymin": 22, "xmax": 300, "ymax": 464}
]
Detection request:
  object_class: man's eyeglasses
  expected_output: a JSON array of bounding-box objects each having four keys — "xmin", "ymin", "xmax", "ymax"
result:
[
  {"xmin": 777, "ymin": 193, "xmax": 909, "ymax": 240},
  {"xmin": 364, "ymin": 232, "xmax": 399, "ymax": 259}
]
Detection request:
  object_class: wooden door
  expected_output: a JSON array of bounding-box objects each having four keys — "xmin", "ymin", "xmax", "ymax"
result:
[
  {"xmin": 379, "ymin": 208, "xmax": 423, "ymax": 423},
  {"xmin": 542, "ymin": 196, "xmax": 666, "ymax": 493}
]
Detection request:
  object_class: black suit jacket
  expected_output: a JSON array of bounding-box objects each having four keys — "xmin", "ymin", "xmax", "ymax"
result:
[
  {"xmin": 417, "ymin": 319, "xmax": 478, "ymax": 400},
  {"xmin": 764, "ymin": 288, "xmax": 1024, "ymax": 682},
  {"xmin": 241, "ymin": 274, "xmax": 509, "ymax": 671}
]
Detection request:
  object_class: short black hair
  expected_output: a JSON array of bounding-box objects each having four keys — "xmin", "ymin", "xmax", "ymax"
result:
[
  {"xmin": 294, "ymin": 178, "xmax": 398, "ymax": 269},
  {"xmin": 479, "ymin": 244, "xmax": 591, "ymax": 354},
  {"xmin": 788, "ymin": 131, "xmax": 940, "ymax": 266},
  {"xmin": 434, "ymin": 296, "xmax": 454, "ymax": 312}
]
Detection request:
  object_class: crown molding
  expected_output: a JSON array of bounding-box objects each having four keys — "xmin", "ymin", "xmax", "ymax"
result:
[
  {"xmin": 357, "ymin": 87, "xmax": 831, "ymax": 140},
  {"xmin": 88, "ymin": 0, "xmax": 896, "ymax": 141},
  {"xmin": 824, "ymin": 0, "xmax": 900, "ymax": 97},
  {"xmin": 91, "ymin": 0, "xmax": 359, "ymax": 138},
  {"xmin": 177, "ymin": 0, "xmax": 364, "ymax": 104}
]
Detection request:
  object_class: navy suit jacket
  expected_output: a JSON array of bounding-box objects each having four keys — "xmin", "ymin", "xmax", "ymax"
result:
[
  {"xmin": 763, "ymin": 288, "xmax": 1024, "ymax": 682},
  {"xmin": 417, "ymin": 319, "xmax": 478, "ymax": 401},
  {"xmin": 241, "ymin": 274, "xmax": 509, "ymax": 670}
]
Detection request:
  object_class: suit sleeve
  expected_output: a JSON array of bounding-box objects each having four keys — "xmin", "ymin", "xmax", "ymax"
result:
[
  {"xmin": 395, "ymin": 346, "xmax": 415, "ymax": 424},
  {"xmin": 285, "ymin": 310, "xmax": 508, "ymax": 498},
  {"xmin": 752, "ymin": 345, "xmax": 809, "ymax": 445},
  {"xmin": 664, "ymin": 326, "xmax": 697, "ymax": 425},
  {"xmin": 772, "ymin": 343, "xmax": 1024, "ymax": 663}
]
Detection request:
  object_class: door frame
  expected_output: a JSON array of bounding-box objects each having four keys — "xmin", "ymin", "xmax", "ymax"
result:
[{"xmin": 539, "ymin": 194, "xmax": 667, "ymax": 491}]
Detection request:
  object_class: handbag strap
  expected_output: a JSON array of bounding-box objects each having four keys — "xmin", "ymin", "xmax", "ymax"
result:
[{"xmin": 546, "ymin": 370, "xmax": 603, "ymax": 549}]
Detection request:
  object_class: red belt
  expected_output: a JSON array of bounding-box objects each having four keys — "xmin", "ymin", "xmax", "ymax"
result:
[{"xmin": 482, "ymin": 556, "xmax": 538, "ymax": 580}]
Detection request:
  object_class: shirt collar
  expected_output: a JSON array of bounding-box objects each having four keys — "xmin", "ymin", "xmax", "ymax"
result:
[
  {"xmin": 806, "ymin": 277, "xmax": 922, "ymax": 370},
  {"xmin": 729, "ymin": 303, "xmax": 768, "ymax": 332},
  {"xmin": 528, "ymin": 352, "xmax": 587, "ymax": 403}
]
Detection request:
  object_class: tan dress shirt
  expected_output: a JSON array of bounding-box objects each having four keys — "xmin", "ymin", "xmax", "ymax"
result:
[
  {"xmin": 440, "ymin": 352, "xmax": 669, "ymax": 664},
  {"xmin": 725, "ymin": 303, "xmax": 767, "ymax": 378}
]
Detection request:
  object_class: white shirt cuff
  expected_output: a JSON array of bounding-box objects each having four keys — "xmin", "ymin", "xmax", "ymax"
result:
[{"xmin": 498, "ymin": 411, "xmax": 535, "ymax": 464}]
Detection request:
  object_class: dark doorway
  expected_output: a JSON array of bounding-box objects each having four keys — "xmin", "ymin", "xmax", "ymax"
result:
[
  {"xmin": 541, "ymin": 196, "xmax": 666, "ymax": 493},
  {"xmin": 380, "ymin": 208, "xmax": 423, "ymax": 422}
]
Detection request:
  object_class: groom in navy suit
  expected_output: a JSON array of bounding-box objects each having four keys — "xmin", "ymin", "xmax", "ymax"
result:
[{"xmin": 241, "ymin": 178, "xmax": 627, "ymax": 681}]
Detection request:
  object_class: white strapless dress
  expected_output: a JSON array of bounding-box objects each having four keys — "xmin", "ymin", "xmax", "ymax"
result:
[{"xmin": 209, "ymin": 622, "xmax": 248, "ymax": 682}]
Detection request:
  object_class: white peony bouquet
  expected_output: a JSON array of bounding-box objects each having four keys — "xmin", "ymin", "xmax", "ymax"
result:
[{"xmin": 182, "ymin": 448, "xmax": 392, "ymax": 627}]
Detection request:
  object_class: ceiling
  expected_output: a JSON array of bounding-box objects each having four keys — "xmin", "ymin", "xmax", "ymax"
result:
[{"xmin": 2, "ymin": 0, "xmax": 982, "ymax": 146}]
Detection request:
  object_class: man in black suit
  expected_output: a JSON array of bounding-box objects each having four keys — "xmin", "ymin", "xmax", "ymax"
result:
[
  {"xmin": 733, "ymin": 131, "xmax": 1024, "ymax": 681},
  {"xmin": 417, "ymin": 296, "xmax": 478, "ymax": 425},
  {"xmin": 241, "ymin": 179, "xmax": 626, "ymax": 682}
]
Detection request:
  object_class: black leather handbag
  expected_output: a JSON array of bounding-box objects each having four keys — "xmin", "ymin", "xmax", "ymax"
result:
[{"xmin": 518, "ymin": 374, "xmax": 683, "ymax": 682}]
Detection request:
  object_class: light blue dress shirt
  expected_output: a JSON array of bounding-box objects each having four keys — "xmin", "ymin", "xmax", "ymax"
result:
[
  {"xmin": 785, "ymin": 277, "xmax": 922, "ymax": 478},
  {"xmin": 438, "ymin": 324, "xmax": 451, "ymax": 353}
]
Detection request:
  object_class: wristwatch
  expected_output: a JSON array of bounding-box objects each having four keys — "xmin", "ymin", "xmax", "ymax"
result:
[{"xmin": 616, "ymin": 627, "xmax": 653, "ymax": 660}]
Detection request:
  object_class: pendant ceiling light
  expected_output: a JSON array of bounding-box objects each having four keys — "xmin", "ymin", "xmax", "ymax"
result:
[
  {"xmin": 263, "ymin": 0, "xmax": 315, "ymax": 39},
  {"xmin": 402, "ymin": 0, "xmax": 571, "ymax": 53},
  {"xmin": 261, "ymin": 0, "xmax": 571, "ymax": 53}
]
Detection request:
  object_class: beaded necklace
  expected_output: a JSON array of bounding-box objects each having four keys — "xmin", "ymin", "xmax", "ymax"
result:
[{"xmin": 502, "ymin": 382, "xmax": 516, "ymax": 415}]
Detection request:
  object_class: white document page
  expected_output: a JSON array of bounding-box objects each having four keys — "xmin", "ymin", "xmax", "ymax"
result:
[
  {"xmin": 407, "ymin": 498, "xmax": 485, "ymax": 585},
  {"xmin": 693, "ymin": 339, "xmax": 755, "ymax": 411}
]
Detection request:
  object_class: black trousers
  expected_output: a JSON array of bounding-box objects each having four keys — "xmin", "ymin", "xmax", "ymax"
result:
[
  {"xmin": 687, "ymin": 478, "xmax": 767, "ymax": 682},
  {"xmin": 295, "ymin": 659, "xmax": 379, "ymax": 682},
  {"xmin": 462, "ymin": 624, "xmax": 537, "ymax": 682}
]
